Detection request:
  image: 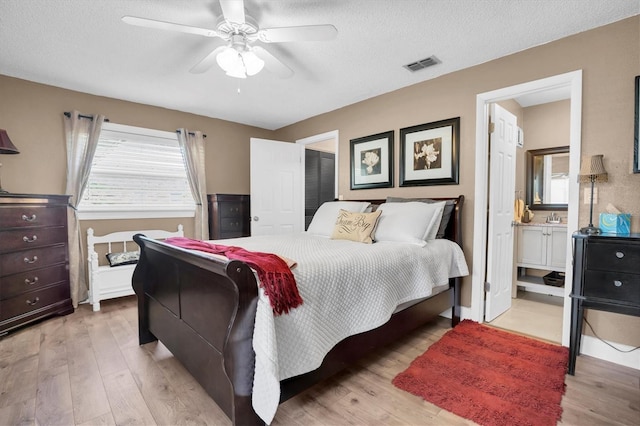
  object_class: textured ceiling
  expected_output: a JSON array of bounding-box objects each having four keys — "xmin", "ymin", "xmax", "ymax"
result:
[{"xmin": 1, "ymin": 0, "xmax": 638, "ymax": 130}]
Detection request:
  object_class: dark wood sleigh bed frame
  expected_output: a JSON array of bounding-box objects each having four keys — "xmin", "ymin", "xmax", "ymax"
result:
[{"xmin": 132, "ymin": 195, "xmax": 464, "ymax": 425}]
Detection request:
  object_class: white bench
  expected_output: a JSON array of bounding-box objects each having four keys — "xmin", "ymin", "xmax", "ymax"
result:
[{"xmin": 87, "ymin": 225, "xmax": 184, "ymax": 311}]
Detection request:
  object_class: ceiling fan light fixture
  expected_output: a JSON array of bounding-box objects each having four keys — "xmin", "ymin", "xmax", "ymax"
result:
[
  {"xmin": 216, "ymin": 47, "xmax": 241, "ymax": 71},
  {"xmin": 242, "ymin": 49, "xmax": 264, "ymax": 76},
  {"xmin": 216, "ymin": 44, "xmax": 264, "ymax": 78}
]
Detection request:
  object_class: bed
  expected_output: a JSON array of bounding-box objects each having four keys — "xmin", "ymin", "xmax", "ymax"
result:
[{"xmin": 132, "ymin": 196, "xmax": 467, "ymax": 425}]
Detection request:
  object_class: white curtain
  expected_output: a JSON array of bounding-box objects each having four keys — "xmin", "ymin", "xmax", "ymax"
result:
[
  {"xmin": 64, "ymin": 111, "xmax": 105, "ymax": 307},
  {"xmin": 177, "ymin": 129, "xmax": 208, "ymax": 240}
]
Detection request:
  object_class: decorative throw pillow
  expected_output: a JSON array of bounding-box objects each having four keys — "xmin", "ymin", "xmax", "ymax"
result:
[
  {"xmin": 330, "ymin": 209, "xmax": 382, "ymax": 243},
  {"xmin": 106, "ymin": 251, "xmax": 140, "ymax": 267},
  {"xmin": 374, "ymin": 201, "xmax": 445, "ymax": 245},
  {"xmin": 386, "ymin": 196, "xmax": 455, "ymax": 239},
  {"xmin": 307, "ymin": 201, "xmax": 371, "ymax": 236}
]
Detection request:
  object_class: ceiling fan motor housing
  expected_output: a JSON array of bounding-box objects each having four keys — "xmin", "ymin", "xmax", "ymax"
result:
[{"xmin": 216, "ymin": 14, "xmax": 259, "ymax": 42}]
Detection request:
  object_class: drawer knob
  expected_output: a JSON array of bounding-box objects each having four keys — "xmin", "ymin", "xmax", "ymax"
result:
[
  {"xmin": 26, "ymin": 297, "xmax": 40, "ymax": 306},
  {"xmin": 25, "ymin": 277, "xmax": 39, "ymax": 285},
  {"xmin": 21, "ymin": 214, "xmax": 37, "ymax": 222},
  {"xmin": 23, "ymin": 256, "xmax": 38, "ymax": 264},
  {"xmin": 613, "ymin": 280, "xmax": 623, "ymax": 287},
  {"xmin": 23, "ymin": 235, "xmax": 38, "ymax": 243},
  {"xmin": 615, "ymin": 251, "xmax": 624, "ymax": 259}
]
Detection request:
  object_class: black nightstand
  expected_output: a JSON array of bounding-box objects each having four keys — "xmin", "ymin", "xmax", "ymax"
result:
[{"xmin": 569, "ymin": 233, "xmax": 640, "ymax": 375}]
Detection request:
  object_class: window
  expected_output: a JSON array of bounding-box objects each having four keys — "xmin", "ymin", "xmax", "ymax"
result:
[{"xmin": 78, "ymin": 123, "xmax": 196, "ymax": 220}]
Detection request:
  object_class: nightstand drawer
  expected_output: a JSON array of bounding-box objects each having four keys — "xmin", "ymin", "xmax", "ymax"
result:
[
  {"xmin": 1, "ymin": 264, "xmax": 69, "ymax": 300},
  {"xmin": 220, "ymin": 217, "xmax": 244, "ymax": 232},
  {"xmin": 0, "ymin": 284, "xmax": 70, "ymax": 321},
  {"xmin": 0, "ymin": 226, "xmax": 67, "ymax": 254},
  {"xmin": 219, "ymin": 202, "xmax": 245, "ymax": 218},
  {"xmin": 586, "ymin": 241, "xmax": 640, "ymax": 274},
  {"xmin": 0, "ymin": 206, "xmax": 67, "ymax": 229},
  {"xmin": 0, "ymin": 244, "xmax": 68, "ymax": 276},
  {"xmin": 584, "ymin": 270, "xmax": 640, "ymax": 304}
]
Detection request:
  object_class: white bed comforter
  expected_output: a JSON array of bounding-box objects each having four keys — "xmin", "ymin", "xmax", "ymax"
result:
[{"xmin": 212, "ymin": 233, "xmax": 469, "ymax": 424}]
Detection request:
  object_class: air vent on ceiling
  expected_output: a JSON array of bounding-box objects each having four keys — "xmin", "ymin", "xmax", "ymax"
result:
[{"xmin": 403, "ymin": 55, "xmax": 440, "ymax": 72}]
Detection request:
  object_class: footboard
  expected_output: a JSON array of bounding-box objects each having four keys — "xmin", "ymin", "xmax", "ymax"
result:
[{"xmin": 132, "ymin": 234, "xmax": 263, "ymax": 425}]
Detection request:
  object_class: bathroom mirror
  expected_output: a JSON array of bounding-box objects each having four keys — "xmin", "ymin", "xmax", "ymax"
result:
[{"xmin": 526, "ymin": 146, "xmax": 569, "ymax": 211}]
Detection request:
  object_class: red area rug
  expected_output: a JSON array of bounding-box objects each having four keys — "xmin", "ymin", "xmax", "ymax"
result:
[{"xmin": 393, "ymin": 320, "xmax": 568, "ymax": 426}]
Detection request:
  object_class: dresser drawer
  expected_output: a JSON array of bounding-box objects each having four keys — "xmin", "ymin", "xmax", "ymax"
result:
[
  {"xmin": 0, "ymin": 206, "xmax": 67, "ymax": 229},
  {"xmin": 586, "ymin": 241, "xmax": 640, "ymax": 274},
  {"xmin": 0, "ymin": 284, "xmax": 70, "ymax": 321},
  {"xmin": 219, "ymin": 202, "xmax": 245, "ymax": 219},
  {"xmin": 583, "ymin": 270, "xmax": 640, "ymax": 304},
  {"xmin": 220, "ymin": 217, "xmax": 244, "ymax": 232},
  {"xmin": 0, "ymin": 245, "xmax": 68, "ymax": 276},
  {"xmin": 0, "ymin": 226, "xmax": 67, "ymax": 254},
  {"xmin": 1, "ymin": 264, "xmax": 69, "ymax": 300}
]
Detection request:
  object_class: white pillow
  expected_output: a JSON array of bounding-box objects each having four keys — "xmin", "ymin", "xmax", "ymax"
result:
[
  {"xmin": 374, "ymin": 201, "xmax": 446, "ymax": 245},
  {"xmin": 307, "ymin": 201, "xmax": 371, "ymax": 236}
]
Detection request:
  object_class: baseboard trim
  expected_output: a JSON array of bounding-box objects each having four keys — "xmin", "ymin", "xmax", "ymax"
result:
[
  {"xmin": 440, "ymin": 306, "xmax": 473, "ymax": 321},
  {"xmin": 580, "ymin": 335, "xmax": 640, "ymax": 371}
]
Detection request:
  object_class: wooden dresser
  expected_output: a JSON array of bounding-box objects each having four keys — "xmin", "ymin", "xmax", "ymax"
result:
[
  {"xmin": 0, "ymin": 194, "xmax": 73, "ymax": 335},
  {"xmin": 207, "ymin": 194, "xmax": 250, "ymax": 240},
  {"xmin": 569, "ymin": 232, "xmax": 640, "ymax": 374}
]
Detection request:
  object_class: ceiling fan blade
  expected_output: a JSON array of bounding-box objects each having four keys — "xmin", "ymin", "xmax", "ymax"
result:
[
  {"xmin": 253, "ymin": 46, "xmax": 293, "ymax": 78},
  {"xmin": 258, "ymin": 25, "xmax": 337, "ymax": 43},
  {"xmin": 190, "ymin": 45, "xmax": 227, "ymax": 74},
  {"xmin": 219, "ymin": 0, "xmax": 246, "ymax": 24},
  {"xmin": 122, "ymin": 16, "xmax": 220, "ymax": 38}
]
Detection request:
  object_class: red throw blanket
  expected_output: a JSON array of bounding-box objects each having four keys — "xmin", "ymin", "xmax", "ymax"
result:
[{"xmin": 164, "ymin": 237, "xmax": 303, "ymax": 315}]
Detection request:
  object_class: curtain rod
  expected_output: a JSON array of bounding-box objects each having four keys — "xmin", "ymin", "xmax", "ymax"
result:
[
  {"xmin": 176, "ymin": 129, "xmax": 207, "ymax": 138},
  {"xmin": 63, "ymin": 111, "xmax": 110, "ymax": 122}
]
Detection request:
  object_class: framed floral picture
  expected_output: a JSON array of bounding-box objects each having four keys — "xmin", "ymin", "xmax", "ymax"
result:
[
  {"xmin": 350, "ymin": 130, "xmax": 394, "ymax": 190},
  {"xmin": 400, "ymin": 117, "xmax": 460, "ymax": 186}
]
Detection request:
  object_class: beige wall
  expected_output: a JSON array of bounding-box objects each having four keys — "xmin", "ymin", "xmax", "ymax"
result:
[
  {"xmin": 520, "ymin": 99, "xmax": 571, "ymax": 224},
  {"xmin": 0, "ymin": 75, "xmax": 275, "ymax": 271},
  {"xmin": 0, "ymin": 75, "xmax": 275, "ymax": 240},
  {"xmin": 274, "ymin": 17, "xmax": 640, "ymax": 346},
  {"xmin": 1, "ymin": 17, "xmax": 638, "ymax": 347}
]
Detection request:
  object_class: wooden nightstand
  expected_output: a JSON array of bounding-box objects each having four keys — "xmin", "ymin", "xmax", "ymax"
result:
[
  {"xmin": 569, "ymin": 232, "xmax": 640, "ymax": 374},
  {"xmin": 207, "ymin": 194, "xmax": 250, "ymax": 240}
]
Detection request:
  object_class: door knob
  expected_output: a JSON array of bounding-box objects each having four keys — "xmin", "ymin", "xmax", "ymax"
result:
[{"xmin": 253, "ymin": 216, "xmax": 259, "ymax": 221}]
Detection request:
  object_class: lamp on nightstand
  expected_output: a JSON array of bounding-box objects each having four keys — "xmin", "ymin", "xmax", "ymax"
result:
[
  {"xmin": 578, "ymin": 154, "xmax": 608, "ymax": 234},
  {"xmin": 0, "ymin": 129, "xmax": 20, "ymax": 194}
]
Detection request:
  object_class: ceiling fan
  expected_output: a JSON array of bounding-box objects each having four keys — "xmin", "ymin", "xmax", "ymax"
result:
[{"xmin": 122, "ymin": 0, "xmax": 337, "ymax": 79}]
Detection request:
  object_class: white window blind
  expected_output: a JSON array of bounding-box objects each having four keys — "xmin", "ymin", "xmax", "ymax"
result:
[{"xmin": 78, "ymin": 123, "xmax": 196, "ymax": 219}]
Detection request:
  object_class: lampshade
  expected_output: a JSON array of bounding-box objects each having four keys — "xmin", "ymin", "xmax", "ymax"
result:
[
  {"xmin": 578, "ymin": 154, "xmax": 608, "ymax": 183},
  {"xmin": 216, "ymin": 44, "xmax": 264, "ymax": 79},
  {"xmin": 0, "ymin": 129, "xmax": 19, "ymax": 154}
]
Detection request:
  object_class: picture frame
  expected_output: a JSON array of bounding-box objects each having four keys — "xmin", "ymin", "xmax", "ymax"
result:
[
  {"xmin": 400, "ymin": 117, "xmax": 460, "ymax": 186},
  {"xmin": 634, "ymin": 75, "xmax": 639, "ymax": 173},
  {"xmin": 350, "ymin": 130, "xmax": 394, "ymax": 190}
]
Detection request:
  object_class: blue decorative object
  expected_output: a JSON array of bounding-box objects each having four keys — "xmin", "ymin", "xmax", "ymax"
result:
[{"xmin": 599, "ymin": 213, "xmax": 631, "ymax": 234}]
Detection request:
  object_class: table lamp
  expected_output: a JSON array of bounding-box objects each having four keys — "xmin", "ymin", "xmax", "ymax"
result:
[
  {"xmin": 578, "ymin": 154, "xmax": 607, "ymax": 234},
  {"xmin": 0, "ymin": 129, "xmax": 20, "ymax": 193}
]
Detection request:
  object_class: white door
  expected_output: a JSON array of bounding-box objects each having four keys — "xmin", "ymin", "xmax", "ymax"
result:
[
  {"xmin": 485, "ymin": 104, "xmax": 518, "ymax": 321},
  {"xmin": 250, "ymin": 138, "xmax": 304, "ymax": 236}
]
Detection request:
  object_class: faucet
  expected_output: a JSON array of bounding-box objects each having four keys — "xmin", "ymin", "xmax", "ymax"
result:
[{"xmin": 546, "ymin": 212, "xmax": 561, "ymax": 223}]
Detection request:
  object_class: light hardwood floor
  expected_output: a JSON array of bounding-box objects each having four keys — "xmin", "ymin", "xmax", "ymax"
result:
[
  {"xmin": 0, "ymin": 296, "xmax": 638, "ymax": 425},
  {"xmin": 488, "ymin": 290, "xmax": 564, "ymax": 343}
]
